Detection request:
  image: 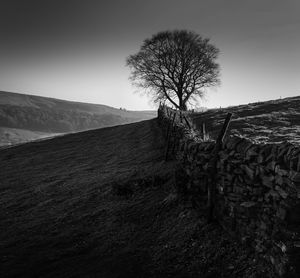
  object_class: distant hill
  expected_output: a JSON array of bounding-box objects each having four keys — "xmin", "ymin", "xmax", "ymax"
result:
[
  {"xmin": 190, "ymin": 96, "xmax": 300, "ymax": 144},
  {"xmin": 0, "ymin": 91, "xmax": 156, "ymax": 146}
]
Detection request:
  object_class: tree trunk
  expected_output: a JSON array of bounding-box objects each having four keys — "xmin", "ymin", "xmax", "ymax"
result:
[{"xmin": 179, "ymin": 98, "xmax": 187, "ymax": 111}]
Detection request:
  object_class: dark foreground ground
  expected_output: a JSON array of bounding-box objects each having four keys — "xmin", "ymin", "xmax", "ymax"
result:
[{"xmin": 0, "ymin": 119, "xmax": 275, "ymax": 277}]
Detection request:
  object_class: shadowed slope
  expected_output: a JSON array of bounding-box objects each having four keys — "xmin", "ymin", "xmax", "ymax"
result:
[
  {"xmin": 0, "ymin": 119, "xmax": 169, "ymax": 277},
  {"xmin": 0, "ymin": 119, "xmax": 274, "ymax": 277}
]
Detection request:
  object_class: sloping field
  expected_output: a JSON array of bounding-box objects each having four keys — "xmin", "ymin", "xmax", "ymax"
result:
[
  {"xmin": 0, "ymin": 119, "xmax": 274, "ymax": 277},
  {"xmin": 191, "ymin": 96, "xmax": 300, "ymax": 144}
]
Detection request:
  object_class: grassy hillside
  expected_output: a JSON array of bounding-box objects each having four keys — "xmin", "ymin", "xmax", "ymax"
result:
[
  {"xmin": 0, "ymin": 91, "xmax": 156, "ymax": 146},
  {"xmin": 0, "ymin": 127, "xmax": 61, "ymax": 147},
  {"xmin": 191, "ymin": 96, "xmax": 300, "ymax": 144},
  {"xmin": 0, "ymin": 119, "xmax": 274, "ymax": 277}
]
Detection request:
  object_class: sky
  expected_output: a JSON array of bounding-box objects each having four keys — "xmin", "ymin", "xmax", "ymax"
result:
[{"xmin": 0, "ymin": 0, "xmax": 299, "ymax": 110}]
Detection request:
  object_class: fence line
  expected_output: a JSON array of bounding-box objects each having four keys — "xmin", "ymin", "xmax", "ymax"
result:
[{"xmin": 157, "ymin": 103, "xmax": 300, "ymax": 276}]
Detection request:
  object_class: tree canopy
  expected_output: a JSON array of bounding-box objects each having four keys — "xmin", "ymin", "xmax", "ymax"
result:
[{"xmin": 126, "ymin": 30, "xmax": 220, "ymax": 110}]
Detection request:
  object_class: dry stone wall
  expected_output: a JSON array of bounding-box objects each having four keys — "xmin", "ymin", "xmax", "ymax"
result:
[{"xmin": 158, "ymin": 105, "xmax": 300, "ymax": 276}]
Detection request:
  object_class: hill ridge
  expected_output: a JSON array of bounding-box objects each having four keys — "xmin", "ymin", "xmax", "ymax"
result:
[{"xmin": 0, "ymin": 91, "xmax": 156, "ymax": 146}]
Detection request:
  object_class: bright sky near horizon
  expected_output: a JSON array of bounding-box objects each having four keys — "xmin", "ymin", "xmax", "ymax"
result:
[{"xmin": 0, "ymin": 0, "xmax": 299, "ymax": 110}]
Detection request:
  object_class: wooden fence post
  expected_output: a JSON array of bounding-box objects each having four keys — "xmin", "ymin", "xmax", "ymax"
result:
[
  {"xmin": 183, "ymin": 114, "xmax": 191, "ymax": 129},
  {"xmin": 202, "ymin": 123, "xmax": 206, "ymax": 140},
  {"xmin": 165, "ymin": 112, "xmax": 177, "ymax": 161},
  {"xmin": 207, "ymin": 112, "xmax": 232, "ymax": 223},
  {"xmin": 179, "ymin": 111, "xmax": 182, "ymax": 123},
  {"xmin": 170, "ymin": 111, "xmax": 179, "ymax": 155}
]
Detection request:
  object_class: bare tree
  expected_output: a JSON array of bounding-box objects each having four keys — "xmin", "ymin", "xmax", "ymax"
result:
[{"xmin": 126, "ymin": 30, "xmax": 220, "ymax": 110}]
